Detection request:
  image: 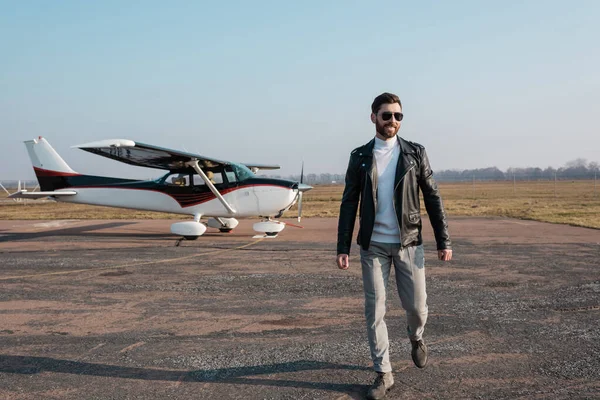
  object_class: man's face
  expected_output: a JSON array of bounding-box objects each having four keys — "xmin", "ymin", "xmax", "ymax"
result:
[{"xmin": 371, "ymin": 102, "xmax": 402, "ymax": 139}]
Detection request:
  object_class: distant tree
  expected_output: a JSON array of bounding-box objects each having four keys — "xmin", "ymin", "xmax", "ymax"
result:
[
  {"xmin": 543, "ymin": 167, "xmax": 556, "ymax": 180},
  {"xmin": 320, "ymin": 173, "xmax": 332, "ymax": 184},
  {"xmin": 531, "ymin": 167, "xmax": 543, "ymax": 180},
  {"xmin": 565, "ymin": 158, "xmax": 588, "ymax": 168}
]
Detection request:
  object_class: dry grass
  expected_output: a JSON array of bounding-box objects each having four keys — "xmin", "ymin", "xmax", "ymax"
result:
[
  {"xmin": 2, "ymin": 181, "xmax": 600, "ymax": 229},
  {"xmin": 0, "ymin": 197, "xmax": 179, "ymax": 220},
  {"xmin": 433, "ymin": 180, "xmax": 600, "ymax": 229},
  {"xmin": 294, "ymin": 180, "xmax": 600, "ymax": 229}
]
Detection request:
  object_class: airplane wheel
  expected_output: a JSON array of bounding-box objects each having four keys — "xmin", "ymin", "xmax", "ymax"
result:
[
  {"xmin": 184, "ymin": 236, "xmax": 199, "ymax": 240},
  {"xmin": 219, "ymin": 228, "xmax": 233, "ymax": 233},
  {"xmin": 265, "ymin": 232, "xmax": 278, "ymax": 237}
]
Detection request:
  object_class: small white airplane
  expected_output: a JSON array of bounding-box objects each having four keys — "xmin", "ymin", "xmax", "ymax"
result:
[{"xmin": 10, "ymin": 137, "xmax": 312, "ymax": 239}]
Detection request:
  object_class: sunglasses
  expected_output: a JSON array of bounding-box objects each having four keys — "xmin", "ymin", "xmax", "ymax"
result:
[{"xmin": 380, "ymin": 112, "xmax": 403, "ymax": 122}]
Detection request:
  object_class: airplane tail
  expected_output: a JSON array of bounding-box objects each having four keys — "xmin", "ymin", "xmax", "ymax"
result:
[{"xmin": 25, "ymin": 137, "xmax": 79, "ymax": 191}]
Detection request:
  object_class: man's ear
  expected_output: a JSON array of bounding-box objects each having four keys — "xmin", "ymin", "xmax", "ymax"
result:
[{"xmin": 370, "ymin": 113, "xmax": 376, "ymax": 123}]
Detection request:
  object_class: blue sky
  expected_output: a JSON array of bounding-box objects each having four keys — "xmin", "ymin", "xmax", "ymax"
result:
[{"xmin": 1, "ymin": 0, "xmax": 598, "ymax": 179}]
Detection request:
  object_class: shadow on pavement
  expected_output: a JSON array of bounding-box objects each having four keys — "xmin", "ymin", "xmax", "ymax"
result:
[
  {"xmin": 0, "ymin": 222, "xmax": 172, "ymax": 242},
  {"xmin": 0, "ymin": 355, "xmax": 370, "ymax": 397}
]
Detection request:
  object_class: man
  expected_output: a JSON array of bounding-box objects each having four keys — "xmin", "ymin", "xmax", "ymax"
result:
[{"xmin": 336, "ymin": 92, "xmax": 452, "ymax": 400}]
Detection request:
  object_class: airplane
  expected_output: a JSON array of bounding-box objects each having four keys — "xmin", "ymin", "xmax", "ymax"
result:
[{"xmin": 10, "ymin": 137, "xmax": 312, "ymax": 239}]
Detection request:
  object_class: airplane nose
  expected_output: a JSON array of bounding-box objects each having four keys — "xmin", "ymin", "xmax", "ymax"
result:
[{"xmin": 297, "ymin": 183, "xmax": 312, "ymax": 192}]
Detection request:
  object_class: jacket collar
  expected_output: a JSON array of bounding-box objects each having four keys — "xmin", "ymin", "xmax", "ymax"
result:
[
  {"xmin": 357, "ymin": 138, "xmax": 375, "ymax": 157},
  {"xmin": 395, "ymin": 136, "xmax": 417, "ymax": 187},
  {"xmin": 361, "ymin": 135, "xmax": 417, "ymax": 186},
  {"xmin": 357, "ymin": 135, "xmax": 417, "ymax": 188},
  {"xmin": 397, "ymin": 136, "xmax": 416, "ymax": 155}
]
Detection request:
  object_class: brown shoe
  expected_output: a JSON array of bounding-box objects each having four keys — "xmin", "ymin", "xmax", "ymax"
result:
[
  {"xmin": 366, "ymin": 372, "xmax": 394, "ymax": 400},
  {"xmin": 411, "ymin": 339, "xmax": 428, "ymax": 368}
]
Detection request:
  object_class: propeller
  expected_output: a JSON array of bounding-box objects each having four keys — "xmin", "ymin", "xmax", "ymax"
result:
[{"xmin": 298, "ymin": 161, "xmax": 304, "ymax": 222}]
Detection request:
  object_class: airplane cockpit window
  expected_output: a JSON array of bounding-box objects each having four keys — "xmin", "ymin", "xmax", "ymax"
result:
[
  {"xmin": 164, "ymin": 173, "xmax": 190, "ymax": 186},
  {"xmin": 225, "ymin": 169, "xmax": 236, "ymax": 183},
  {"xmin": 230, "ymin": 163, "xmax": 255, "ymax": 182},
  {"xmin": 193, "ymin": 170, "xmax": 224, "ymax": 186},
  {"xmin": 224, "ymin": 165, "xmax": 237, "ymax": 183}
]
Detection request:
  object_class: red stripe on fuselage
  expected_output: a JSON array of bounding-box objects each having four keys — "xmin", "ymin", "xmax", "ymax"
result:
[
  {"xmin": 33, "ymin": 167, "xmax": 81, "ymax": 177},
  {"xmin": 66, "ymin": 183, "xmax": 294, "ymax": 208}
]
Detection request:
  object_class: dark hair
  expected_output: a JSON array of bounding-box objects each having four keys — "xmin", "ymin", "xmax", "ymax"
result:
[{"xmin": 371, "ymin": 92, "xmax": 402, "ymax": 114}]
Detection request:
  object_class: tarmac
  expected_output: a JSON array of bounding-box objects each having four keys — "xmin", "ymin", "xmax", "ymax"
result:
[{"xmin": 0, "ymin": 217, "xmax": 599, "ymax": 399}]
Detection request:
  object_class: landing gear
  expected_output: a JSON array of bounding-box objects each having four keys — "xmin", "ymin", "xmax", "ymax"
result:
[
  {"xmin": 171, "ymin": 214, "xmax": 206, "ymax": 239},
  {"xmin": 207, "ymin": 217, "xmax": 239, "ymax": 233},
  {"xmin": 253, "ymin": 218, "xmax": 286, "ymax": 237}
]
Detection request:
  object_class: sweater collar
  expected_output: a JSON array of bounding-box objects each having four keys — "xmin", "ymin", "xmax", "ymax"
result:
[{"xmin": 374, "ymin": 136, "xmax": 398, "ymax": 149}]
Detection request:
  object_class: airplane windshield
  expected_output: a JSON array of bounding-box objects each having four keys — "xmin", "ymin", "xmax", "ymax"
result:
[{"xmin": 230, "ymin": 163, "xmax": 255, "ymax": 181}]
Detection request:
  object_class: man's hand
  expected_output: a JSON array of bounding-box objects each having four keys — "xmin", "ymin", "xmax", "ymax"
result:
[
  {"xmin": 438, "ymin": 249, "xmax": 453, "ymax": 261},
  {"xmin": 337, "ymin": 254, "xmax": 349, "ymax": 270}
]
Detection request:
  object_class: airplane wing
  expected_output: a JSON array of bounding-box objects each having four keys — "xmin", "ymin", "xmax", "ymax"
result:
[
  {"xmin": 244, "ymin": 163, "xmax": 280, "ymax": 171},
  {"xmin": 73, "ymin": 139, "xmax": 230, "ymax": 172},
  {"xmin": 9, "ymin": 190, "xmax": 77, "ymax": 199}
]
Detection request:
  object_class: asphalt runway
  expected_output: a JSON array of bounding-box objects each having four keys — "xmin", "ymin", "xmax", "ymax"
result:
[{"xmin": 0, "ymin": 217, "xmax": 599, "ymax": 399}]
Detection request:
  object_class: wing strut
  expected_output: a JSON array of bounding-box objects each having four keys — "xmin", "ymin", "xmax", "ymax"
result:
[{"xmin": 186, "ymin": 160, "xmax": 236, "ymax": 215}]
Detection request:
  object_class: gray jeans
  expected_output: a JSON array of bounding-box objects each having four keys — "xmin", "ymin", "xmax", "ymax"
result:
[{"xmin": 360, "ymin": 241, "xmax": 428, "ymax": 373}]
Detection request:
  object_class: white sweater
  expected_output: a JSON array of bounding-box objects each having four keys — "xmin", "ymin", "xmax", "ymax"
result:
[{"xmin": 371, "ymin": 136, "xmax": 401, "ymax": 244}]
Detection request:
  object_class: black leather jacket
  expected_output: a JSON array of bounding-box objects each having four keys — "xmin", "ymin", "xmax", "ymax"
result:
[{"xmin": 337, "ymin": 136, "xmax": 451, "ymax": 255}]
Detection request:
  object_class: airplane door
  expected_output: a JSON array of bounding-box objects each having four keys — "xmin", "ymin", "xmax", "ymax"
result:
[{"xmin": 224, "ymin": 169, "xmax": 259, "ymax": 215}]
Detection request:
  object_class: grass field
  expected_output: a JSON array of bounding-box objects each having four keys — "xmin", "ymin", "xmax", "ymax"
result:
[{"xmin": 2, "ymin": 180, "xmax": 600, "ymax": 229}]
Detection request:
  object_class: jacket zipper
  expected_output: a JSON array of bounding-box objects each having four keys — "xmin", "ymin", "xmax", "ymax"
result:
[
  {"xmin": 393, "ymin": 163, "xmax": 415, "ymax": 250},
  {"xmin": 371, "ymin": 158, "xmax": 378, "ymax": 212},
  {"xmin": 361, "ymin": 162, "xmax": 366, "ymax": 218},
  {"xmin": 361, "ymin": 153, "xmax": 377, "ymax": 215}
]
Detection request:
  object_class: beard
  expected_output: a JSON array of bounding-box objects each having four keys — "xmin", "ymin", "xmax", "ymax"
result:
[{"xmin": 375, "ymin": 120, "xmax": 400, "ymax": 139}]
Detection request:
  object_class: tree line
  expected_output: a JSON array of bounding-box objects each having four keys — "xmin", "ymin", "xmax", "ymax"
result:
[
  {"xmin": 5, "ymin": 159, "xmax": 598, "ymax": 186},
  {"xmin": 272, "ymin": 159, "xmax": 600, "ymax": 184}
]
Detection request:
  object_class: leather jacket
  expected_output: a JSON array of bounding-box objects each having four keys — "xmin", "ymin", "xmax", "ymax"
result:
[{"xmin": 337, "ymin": 136, "xmax": 451, "ymax": 254}]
